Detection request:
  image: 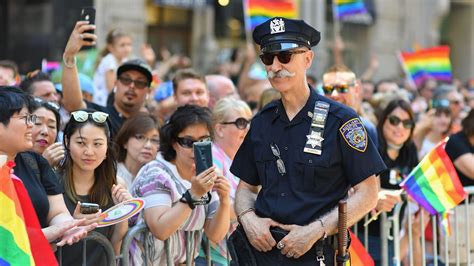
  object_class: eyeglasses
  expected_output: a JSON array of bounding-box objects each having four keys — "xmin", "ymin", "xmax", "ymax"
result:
[
  {"xmin": 14, "ymin": 113, "xmax": 37, "ymax": 125},
  {"xmin": 449, "ymin": 100, "xmax": 461, "ymax": 105},
  {"xmin": 118, "ymin": 76, "xmax": 149, "ymax": 89},
  {"xmin": 134, "ymin": 134, "xmax": 160, "ymax": 146},
  {"xmin": 220, "ymin": 117, "xmax": 250, "ymax": 130},
  {"xmin": 270, "ymin": 143, "xmax": 286, "ymax": 176},
  {"xmin": 322, "ymin": 83, "xmax": 352, "ymax": 95},
  {"xmin": 176, "ymin": 136, "xmax": 211, "ymax": 149},
  {"xmin": 33, "ymin": 97, "xmax": 60, "ymax": 112},
  {"xmin": 71, "ymin": 111, "xmax": 109, "ymax": 124},
  {"xmin": 259, "ymin": 50, "xmax": 307, "ymax": 66},
  {"xmin": 388, "ymin": 115, "xmax": 414, "ymax": 129}
]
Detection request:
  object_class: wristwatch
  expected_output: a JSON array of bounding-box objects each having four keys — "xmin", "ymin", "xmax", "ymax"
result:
[{"xmin": 179, "ymin": 190, "xmax": 212, "ymax": 210}]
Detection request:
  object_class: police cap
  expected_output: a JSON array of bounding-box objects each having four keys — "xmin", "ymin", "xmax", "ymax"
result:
[{"xmin": 253, "ymin": 17, "xmax": 321, "ymax": 53}]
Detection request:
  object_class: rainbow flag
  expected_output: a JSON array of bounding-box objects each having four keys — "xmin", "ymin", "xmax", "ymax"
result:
[
  {"xmin": 0, "ymin": 160, "xmax": 58, "ymax": 266},
  {"xmin": 399, "ymin": 46, "xmax": 452, "ymax": 87},
  {"xmin": 400, "ymin": 140, "xmax": 466, "ymax": 215},
  {"xmin": 439, "ymin": 212, "xmax": 451, "ymax": 236},
  {"xmin": 41, "ymin": 59, "xmax": 61, "ymax": 73},
  {"xmin": 347, "ymin": 230, "xmax": 374, "ymax": 266},
  {"xmin": 245, "ymin": 0, "xmax": 297, "ymax": 31},
  {"xmin": 333, "ymin": 0, "xmax": 368, "ymax": 19}
]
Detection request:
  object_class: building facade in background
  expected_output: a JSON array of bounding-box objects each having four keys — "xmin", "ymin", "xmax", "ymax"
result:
[{"xmin": 1, "ymin": 0, "xmax": 472, "ymax": 83}]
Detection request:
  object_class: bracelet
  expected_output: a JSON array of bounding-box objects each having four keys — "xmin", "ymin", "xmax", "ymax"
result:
[
  {"xmin": 62, "ymin": 54, "xmax": 77, "ymax": 69},
  {"xmin": 317, "ymin": 218, "xmax": 328, "ymax": 240},
  {"xmin": 179, "ymin": 190, "xmax": 213, "ymax": 210},
  {"xmin": 237, "ymin": 208, "xmax": 255, "ymax": 224},
  {"xmin": 179, "ymin": 190, "xmax": 196, "ymax": 209}
]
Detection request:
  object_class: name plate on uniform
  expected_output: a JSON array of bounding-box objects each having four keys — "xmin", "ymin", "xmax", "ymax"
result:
[{"xmin": 304, "ymin": 101, "xmax": 329, "ymax": 155}]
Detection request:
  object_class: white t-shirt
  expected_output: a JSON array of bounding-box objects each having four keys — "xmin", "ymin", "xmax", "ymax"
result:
[{"xmin": 93, "ymin": 53, "xmax": 121, "ymax": 106}]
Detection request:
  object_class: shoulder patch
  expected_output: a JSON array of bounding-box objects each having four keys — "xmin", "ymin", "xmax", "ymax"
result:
[{"xmin": 339, "ymin": 118, "xmax": 367, "ymax": 152}]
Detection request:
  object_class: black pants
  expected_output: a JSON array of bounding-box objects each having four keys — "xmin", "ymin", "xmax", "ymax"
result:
[{"xmin": 228, "ymin": 225, "xmax": 336, "ymax": 266}]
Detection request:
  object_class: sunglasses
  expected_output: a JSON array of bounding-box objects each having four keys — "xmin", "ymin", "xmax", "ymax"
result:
[
  {"xmin": 134, "ymin": 134, "xmax": 160, "ymax": 146},
  {"xmin": 322, "ymin": 84, "xmax": 352, "ymax": 95},
  {"xmin": 388, "ymin": 115, "xmax": 414, "ymax": 129},
  {"xmin": 118, "ymin": 76, "xmax": 149, "ymax": 89},
  {"xmin": 33, "ymin": 97, "xmax": 60, "ymax": 112},
  {"xmin": 220, "ymin": 117, "xmax": 250, "ymax": 130},
  {"xmin": 259, "ymin": 50, "xmax": 307, "ymax": 66},
  {"xmin": 71, "ymin": 111, "xmax": 109, "ymax": 124},
  {"xmin": 176, "ymin": 136, "xmax": 211, "ymax": 149}
]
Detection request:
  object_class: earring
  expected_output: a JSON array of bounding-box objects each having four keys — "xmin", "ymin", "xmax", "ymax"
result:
[{"xmin": 113, "ymin": 87, "xmax": 117, "ymax": 93}]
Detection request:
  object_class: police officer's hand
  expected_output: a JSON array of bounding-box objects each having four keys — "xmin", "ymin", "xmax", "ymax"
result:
[
  {"xmin": 375, "ymin": 189, "xmax": 402, "ymax": 212},
  {"xmin": 240, "ymin": 212, "xmax": 281, "ymax": 252},
  {"xmin": 189, "ymin": 166, "xmax": 217, "ymax": 198},
  {"xmin": 213, "ymin": 175, "xmax": 231, "ymax": 204},
  {"xmin": 277, "ymin": 224, "xmax": 317, "ymax": 259}
]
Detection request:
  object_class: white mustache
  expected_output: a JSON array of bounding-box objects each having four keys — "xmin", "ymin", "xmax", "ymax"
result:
[{"xmin": 267, "ymin": 69, "xmax": 296, "ymax": 79}]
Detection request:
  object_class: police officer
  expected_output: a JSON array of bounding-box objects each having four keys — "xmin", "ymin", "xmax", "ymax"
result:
[{"xmin": 230, "ymin": 17, "xmax": 386, "ymax": 265}]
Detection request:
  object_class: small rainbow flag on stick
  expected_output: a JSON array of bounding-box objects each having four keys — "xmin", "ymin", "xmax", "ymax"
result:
[
  {"xmin": 0, "ymin": 158, "xmax": 58, "ymax": 266},
  {"xmin": 399, "ymin": 46, "xmax": 452, "ymax": 87},
  {"xmin": 347, "ymin": 230, "xmax": 374, "ymax": 266},
  {"xmin": 400, "ymin": 139, "xmax": 466, "ymax": 215},
  {"xmin": 41, "ymin": 59, "xmax": 61, "ymax": 73},
  {"xmin": 245, "ymin": 0, "xmax": 297, "ymax": 31},
  {"xmin": 333, "ymin": 0, "xmax": 368, "ymax": 19}
]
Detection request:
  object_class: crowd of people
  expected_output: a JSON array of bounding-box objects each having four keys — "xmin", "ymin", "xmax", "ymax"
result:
[{"xmin": 1, "ymin": 15, "xmax": 473, "ymax": 266}]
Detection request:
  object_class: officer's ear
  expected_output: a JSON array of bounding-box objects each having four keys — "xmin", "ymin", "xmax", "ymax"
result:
[{"xmin": 304, "ymin": 50, "xmax": 314, "ymax": 69}]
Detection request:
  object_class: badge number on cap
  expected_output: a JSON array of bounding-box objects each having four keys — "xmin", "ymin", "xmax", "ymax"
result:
[{"xmin": 270, "ymin": 18, "xmax": 285, "ymax": 34}]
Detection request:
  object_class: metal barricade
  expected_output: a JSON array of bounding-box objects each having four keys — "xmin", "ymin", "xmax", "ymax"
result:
[
  {"xmin": 120, "ymin": 223, "xmax": 220, "ymax": 266},
  {"xmin": 355, "ymin": 186, "xmax": 474, "ymax": 266},
  {"xmin": 57, "ymin": 231, "xmax": 116, "ymax": 266},
  {"xmin": 119, "ymin": 223, "xmax": 148, "ymax": 266}
]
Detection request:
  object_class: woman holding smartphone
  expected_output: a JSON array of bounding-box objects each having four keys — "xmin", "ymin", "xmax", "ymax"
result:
[
  {"xmin": 58, "ymin": 108, "xmax": 132, "ymax": 265},
  {"xmin": 129, "ymin": 105, "xmax": 231, "ymax": 265}
]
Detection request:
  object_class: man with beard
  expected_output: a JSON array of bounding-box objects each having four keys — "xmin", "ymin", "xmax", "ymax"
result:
[
  {"xmin": 229, "ymin": 17, "xmax": 386, "ymax": 265},
  {"xmin": 61, "ymin": 21, "xmax": 152, "ymax": 137}
]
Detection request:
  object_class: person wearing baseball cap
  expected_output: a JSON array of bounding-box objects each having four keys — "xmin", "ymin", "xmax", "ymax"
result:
[
  {"xmin": 60, "ymin": 21, "xmax": 153, "ymax": 137},
  {"xmin": 230, "ymin": 17, "xmax": 386, "ymax": 265}
]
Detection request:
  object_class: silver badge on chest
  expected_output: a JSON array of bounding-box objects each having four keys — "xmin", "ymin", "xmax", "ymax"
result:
[{"xmin": 304, "ymin": 101, "xmax": 330, "ymax": 155}]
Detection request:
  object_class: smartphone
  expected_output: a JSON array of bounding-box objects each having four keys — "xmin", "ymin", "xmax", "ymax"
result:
[
  {"xmin": 80, "ymin": 7, "xmax": 96, "ymax": 42},
  {"xmin": 80, "ymin": 202, "xmax": 100, "ymax": 214},
  {"xmin": 194, "ymin": 141, "xmax": 212, "ymax": 175}
]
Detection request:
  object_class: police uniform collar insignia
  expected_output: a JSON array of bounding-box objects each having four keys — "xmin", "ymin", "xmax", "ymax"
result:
[
  {"xmin": 339, "ymin": 118, "xmax": 368, "ymax": 152},
  {"xmin": 270, "ymin": 18, "xmax": 285, "ymax": 34}
]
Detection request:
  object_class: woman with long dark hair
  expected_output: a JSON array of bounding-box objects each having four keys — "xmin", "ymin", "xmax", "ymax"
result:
[{"xmin": 59, "ymin": 108, "xmax": 132, "ymax": 265}]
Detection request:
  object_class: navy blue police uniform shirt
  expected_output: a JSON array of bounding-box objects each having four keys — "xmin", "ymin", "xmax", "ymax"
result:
[{"xmin": 230, "ymin": 88, "xmax": 386, "ymax": 226}]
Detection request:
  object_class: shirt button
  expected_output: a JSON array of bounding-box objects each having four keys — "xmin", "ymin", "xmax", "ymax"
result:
[
  {"xmin": 284, "ymin": 146, "xmax": 288, "ymax": 151},
  {"xmin": 308, "ymin": 159, "xmax": 312, "ymax": 164},
  {"xmin": 280, "ymin": 193, "xmax": 286, "ymax": 197}
]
